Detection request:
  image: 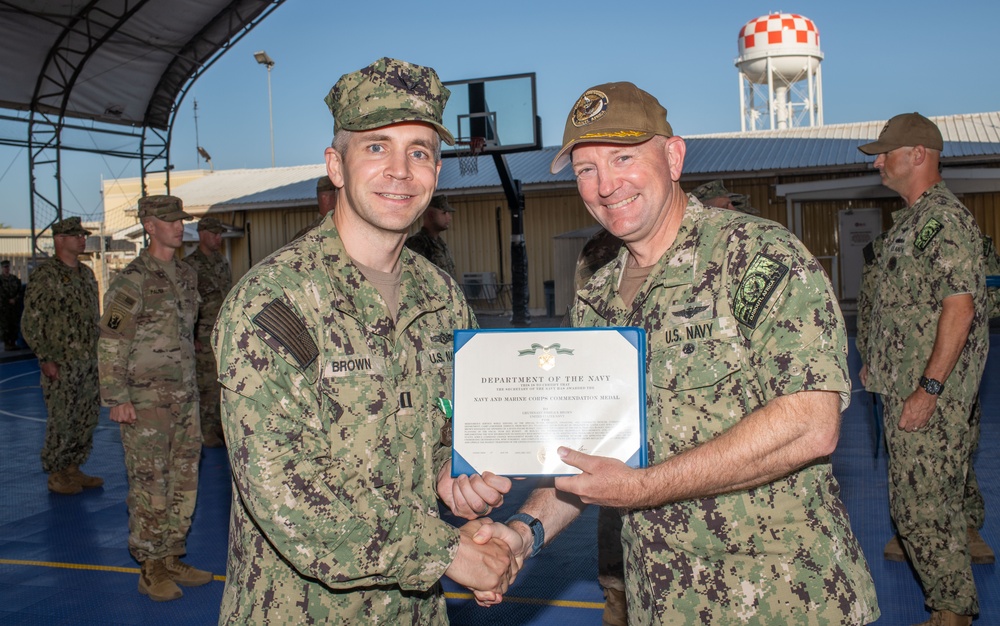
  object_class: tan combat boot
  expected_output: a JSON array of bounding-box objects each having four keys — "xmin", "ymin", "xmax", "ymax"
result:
[
  {"xmin": 138, "ymin": 559, "xmax": 183, "ymax": 601},
  {"xmin": 968, "ymin": 527, "xmax": 995, "ymax": 564},
  {"xmin": 163, "ymin": 556, "xmax": 213, "ymax": 586},
  {"xmin": 884, "ymin": 535, "xmax": 906, "ymax": 562},
  {"xmin": 601, "ymin": 586, "xmax": 627, "ymax": 626},
  {"xmin": 913, "ymin": 609, "xmax": 973, "ymax": 626},
  {"xmin": 67, "ymin": 465, "xmax": 104, "ymax": 489},
  {"xmin": 47, "ymin": 469, "xmax": 82, "ymax": 495}
]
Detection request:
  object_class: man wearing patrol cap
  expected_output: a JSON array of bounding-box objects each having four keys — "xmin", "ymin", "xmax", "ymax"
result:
[
  {"xmin": 99, "ymin": 194, "xmax": 211, "ymax": 602},
  {"xmin": 0, "ymin": 258, "xmax": 21, "ymax": 350},
  {"xmin": 21, "ymin": 216, "xmax": 102, "ymax": 495},
  {"xmin": 213, "ymin": 57, "xmax": 521, "ymax": 625},
  {"xmin": 405, "ymin": 194, "xmax": 458, "ymax": 278},
  {"xmin": 859, "ymin": 113, "xmax": 989, "ymax": 626},
  {"xmin": 183, "ymin": 216, "xmax": 232, "ymax": 448},
  {"xmin": 291, "ymin": 176, "xmax": 338, "ymax": 241},
  {"xmin": 491, "ymin": 81, "xmax": 878, "ymax": 624},
  {"xmin": 690, "ymin": 179, "xmax": 735, "ymax": 210}
]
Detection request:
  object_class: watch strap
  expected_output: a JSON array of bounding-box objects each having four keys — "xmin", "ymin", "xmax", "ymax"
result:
[{"xmin": 506, "ymin": 513, "xmax": 544, "ymax": 557}]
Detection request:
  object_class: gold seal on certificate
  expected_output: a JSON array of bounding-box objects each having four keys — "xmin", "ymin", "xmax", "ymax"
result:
[{"xmin": 451, "ymin": 327, "xmax": 647, "ymax": 476}]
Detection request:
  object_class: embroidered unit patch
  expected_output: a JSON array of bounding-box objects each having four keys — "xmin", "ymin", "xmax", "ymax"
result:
[
  {"xmin": 733, "ymin": 253, "xmax": 788, "ymax": 328},
  {"xmin": 914, "ymin": 218, "xmax": 943, "ymax": 251}
]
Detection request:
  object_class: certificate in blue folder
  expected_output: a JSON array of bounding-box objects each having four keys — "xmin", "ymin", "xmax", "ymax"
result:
[{"xmin": 451, "ymin": 327, "xmax": 647, "ymax": 477}]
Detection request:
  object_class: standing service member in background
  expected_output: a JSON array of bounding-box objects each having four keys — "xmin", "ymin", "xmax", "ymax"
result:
[
  {"xmin": 859, "ymin": 112, "xmax": 990, "ymax": 626},
  {"xmin": 184, "ymin": 216, "xmax": 232, "ymax": 448},
  {"xmin": 405, "ymin": 194, "xmax": 458, "ymax": 278},
  {"xmin": 99, "ymin": 195, "xmax": 211, "ymax": 603},
  {"xmin": 0, "ymin": 258, "xmax": 22, "ymax": 350},
  {"xmin": 213, "ymin": 57, "xmax": 520, "ymax": 625},
  {"xmin": 21, "ymin": 217, "xmax": 102, "ymax": 495}
]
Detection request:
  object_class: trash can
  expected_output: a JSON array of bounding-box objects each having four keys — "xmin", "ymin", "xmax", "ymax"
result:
[{"xmin": 543, "ymin": 280, "xmax": 555, "ymax": 318}]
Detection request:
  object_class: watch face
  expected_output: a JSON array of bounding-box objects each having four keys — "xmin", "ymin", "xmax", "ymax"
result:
[{"xmin": 921, "ymin": 377, "xmax": 943, "ymax": 395}]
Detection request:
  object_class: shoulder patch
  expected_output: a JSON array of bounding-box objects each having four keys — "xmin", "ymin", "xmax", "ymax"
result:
[
  {"xmin": 733, "ymin": 253, "xmax": 788, "ymax": 329},
  {"xmin": 914, "ymin": 218, "xmax": 943, "ymax": 251},
  {"xmin": 983, "ymin": 236, "xmax": 995, "ymax": 259},
  {"xmin": 862, "ymin": 241, "xmax": 876, "ymax": 265},
  {"xmin": 102, "ymin": 290, "xmax": 140, "ymax": 331},
  {"xmin": 253, "ymin": 299, "xmax": 319, "ymax": 369}
]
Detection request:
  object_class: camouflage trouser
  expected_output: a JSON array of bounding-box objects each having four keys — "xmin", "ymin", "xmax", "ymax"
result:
[
  {"xmin": 884, "ymin": 391, "xmax": 979, "ymax": 615},
  {"xmin": 195, "ymin": 341, "xmax": 221, "ymax": 438},
  {"xmin": 120, "ymin": 401, "xmax": 201, "ymax": 562},
  {"xmin": 964, "ymin": 398, "xmax": 986, "ymax": 528},
  {"xmin": 598, "ymin": 506, "xmax": 625, "ymax": 591},
  {"xmin": 39, "ymin": 359, "xmax": 100, "ymax": 473}
]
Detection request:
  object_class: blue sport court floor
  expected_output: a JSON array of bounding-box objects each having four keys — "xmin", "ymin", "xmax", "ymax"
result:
[{"xmin": 1, "ymin": 333, "xmax": 999, "ymax": 625}]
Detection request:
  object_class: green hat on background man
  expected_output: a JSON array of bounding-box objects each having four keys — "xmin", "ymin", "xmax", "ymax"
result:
[
  {"xmin": 52, "ymin": 216, "xmax": 92, "ymax": 237},
  {"xmin": 137, "ymin": 195, "xmax": 192, "ymax": 221},
  {"xmin": 551, "ymin": 82, "xmax": 674, "ymax": 174},
  {"xmin": 0, "ymin": 259, "xmax": 9, "ymax": 267},
  {"xmin": 691, "ymin": 180, "xmax": 731, "ymax": 203},
  {"xmin": 858, "ymin": 112, "xmax": 944, "ymax": 155},
  {"xmin": 325, "ymin": 57, "xmax": 454, "ymax": 145},
  {"xmin": 428, "ymin": 195, "xmax": 455, "ymax": 213},
  {"xmin": 196, "ymin": 217, "xmax": 226, "ymax": 233},
  {"xmin": 316, "ymin": 176, "xmax": 336, "ymax": 193}
]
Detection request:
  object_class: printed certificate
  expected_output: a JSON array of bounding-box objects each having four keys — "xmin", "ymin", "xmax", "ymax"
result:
[{"xmin": 451, "ymin": 327, "xmax": 646, "ymax": 476}]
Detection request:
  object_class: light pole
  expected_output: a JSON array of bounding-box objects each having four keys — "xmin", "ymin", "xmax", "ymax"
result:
[{"xmin": 253, "ymin": 50, "xmax": 275, "ymax": 167}]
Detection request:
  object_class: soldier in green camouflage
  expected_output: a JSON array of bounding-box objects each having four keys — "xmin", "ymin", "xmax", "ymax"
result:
[
  {"xmin": 21, "ymin": 217, "xmax": 102, "ymax": 495},
  {"xmin": 213, "ymin": 57, "xmax": 522, "ymax": 625},
  {"xmin": 98, "ymin": 195, "xmax": 212, "ymax": 602},
  {"xmin": 405, "ymin": 194, "xmax": 458, "ymax": 278},
  {"xmin": 183, "ymin": 216, "xmax": 232, "ymax": 447},
  {"xmin": 0, "ymin": 259, "xmax": 22, "ymax": 350},
  {"xmin": 859, "ymin": 113, "xmax": 990, "ymax": 626},
  {"xmin": 984, "ymin": 235, "xmax": 1000, "ymax": 319},
  {"xmin": 487, "ymin": 81, "xmax": 879, "ymax": 625},
  {"xmin": 291, "ymin": 175, "xmax": 337, "ymax": 241}
]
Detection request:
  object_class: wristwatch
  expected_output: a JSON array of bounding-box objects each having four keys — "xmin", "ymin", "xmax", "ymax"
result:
[
  {"xmin": 919, "ymin": 376, "xmax": 944, "ymax": 395},
  {"xmin": 506, "ymin": 513, "xmax": 545, "ymax": 558}
]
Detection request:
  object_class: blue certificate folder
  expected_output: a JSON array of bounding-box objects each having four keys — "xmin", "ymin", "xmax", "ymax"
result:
[{"xmin": 451, "ymin": 327, "xmax": 647, "ymax": 477}]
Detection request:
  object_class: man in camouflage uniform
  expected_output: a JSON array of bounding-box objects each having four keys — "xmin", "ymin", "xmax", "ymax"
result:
[
  {"xmin": 99, "ymin": 195, "xmax": 212, "ymax": 602},
  {"xmin": 491, "ymin": 81, "xmax": 879, "ymax": 625},
  {"xmin": 21, "ymin": 217, "xmax": 101, "ymax": 495},
  {"xmin": 212, "ymin": 57, "xmax": 521, "ymax": 625},
  {"xmin": 291, "ymin": 175, "xmax": 338, "ymax": 241},
  {"xmin": 1, "ymin": 259, "xmax": 23, "ymax": 350},
  {"xmin": 406, "ymin": 194, "xmax": 458, "ymax": 278},
  {"xmin": 183, "ymin": 216, "xmax": 232, "ymax": 447},
  {"xmin": 859, "ymin": 113, "xmax": 989, "ymax": 626}
]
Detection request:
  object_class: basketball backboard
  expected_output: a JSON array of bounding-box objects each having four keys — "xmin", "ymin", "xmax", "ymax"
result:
[{"xmin": 441, "ymin": 72, "xmax": 540, "ymax": 157}]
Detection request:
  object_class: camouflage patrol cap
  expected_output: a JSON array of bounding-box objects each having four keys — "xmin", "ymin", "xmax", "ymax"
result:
[
  {"xmin": 858, "ymin": 112, "xmax": 944, "ymax": 155},
  {"xmin": 52, "ymin": 216, "xmax": 91, "ymax": 237},
  {"xmin": 690, "ymin": 180, "xmax": 731, "ymax": 203},
  {"xmin": 197, "ymin": 217, "xmax": 226, "ymax": 233},
  {"xmin": 0, "ymin": 259, "xmax": 8, "ymax": 267},
  {"xmin": 551, "ymin": 82, "xmax": 673, "ymax": 174},
  {"xmin": 316, "ymin": 176, "xmax": 335, "ymax": 193},
  {"xmin": 325, "ymin": 57, "xmax": 454, "ymax": 145},
  {"xmin": 428, "ymin": 194, "xmax": 455, "ymax": 213},
  {"xmin": 137, "ymin": 195, "xmax": 192, "ymax": 222}
]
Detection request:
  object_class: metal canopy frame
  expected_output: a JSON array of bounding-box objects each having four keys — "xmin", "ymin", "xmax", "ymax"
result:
[{"xmin": 0, "ymin": 0, "xmax": 285, "ymax": 257}]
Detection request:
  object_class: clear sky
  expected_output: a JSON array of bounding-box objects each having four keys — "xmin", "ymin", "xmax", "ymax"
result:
[{"xmin": 1, "ymin": 0, "xmax": 997, "ymax": 229}]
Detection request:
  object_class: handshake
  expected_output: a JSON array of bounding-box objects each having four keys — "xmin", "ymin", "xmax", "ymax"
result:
[{"xmin": 437, "ymin": 465, "xmax": 529, "ymax": 607}]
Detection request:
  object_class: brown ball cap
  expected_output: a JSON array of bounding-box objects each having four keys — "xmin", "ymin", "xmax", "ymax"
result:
[
  {"xmin": 858, "ymin": 112, "xmax": 943, "ymax": 155},
  {"xmin": 551, "ymin": 82, "xmax": 673, "ymax": 174}
]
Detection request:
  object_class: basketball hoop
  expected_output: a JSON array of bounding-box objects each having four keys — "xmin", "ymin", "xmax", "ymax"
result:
[{"xmin": 456, "ymin": 137, "xmax": 486, "ymax": 176}]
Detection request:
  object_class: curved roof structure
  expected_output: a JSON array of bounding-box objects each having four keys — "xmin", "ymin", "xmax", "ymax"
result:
[{"xmin": 0, "ymin": 0, "xmax": 281, "ymax": 132}]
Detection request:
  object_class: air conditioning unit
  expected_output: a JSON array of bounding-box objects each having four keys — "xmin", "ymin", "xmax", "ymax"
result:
[{"xmin": 462, "ymin": 271, "xmax": 497, "ymax": 300}]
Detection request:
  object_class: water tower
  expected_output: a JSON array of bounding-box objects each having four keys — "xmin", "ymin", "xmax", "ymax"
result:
[{"xmin": 736, "ymin": 13, "xmax": 824, "ymax": 131}]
